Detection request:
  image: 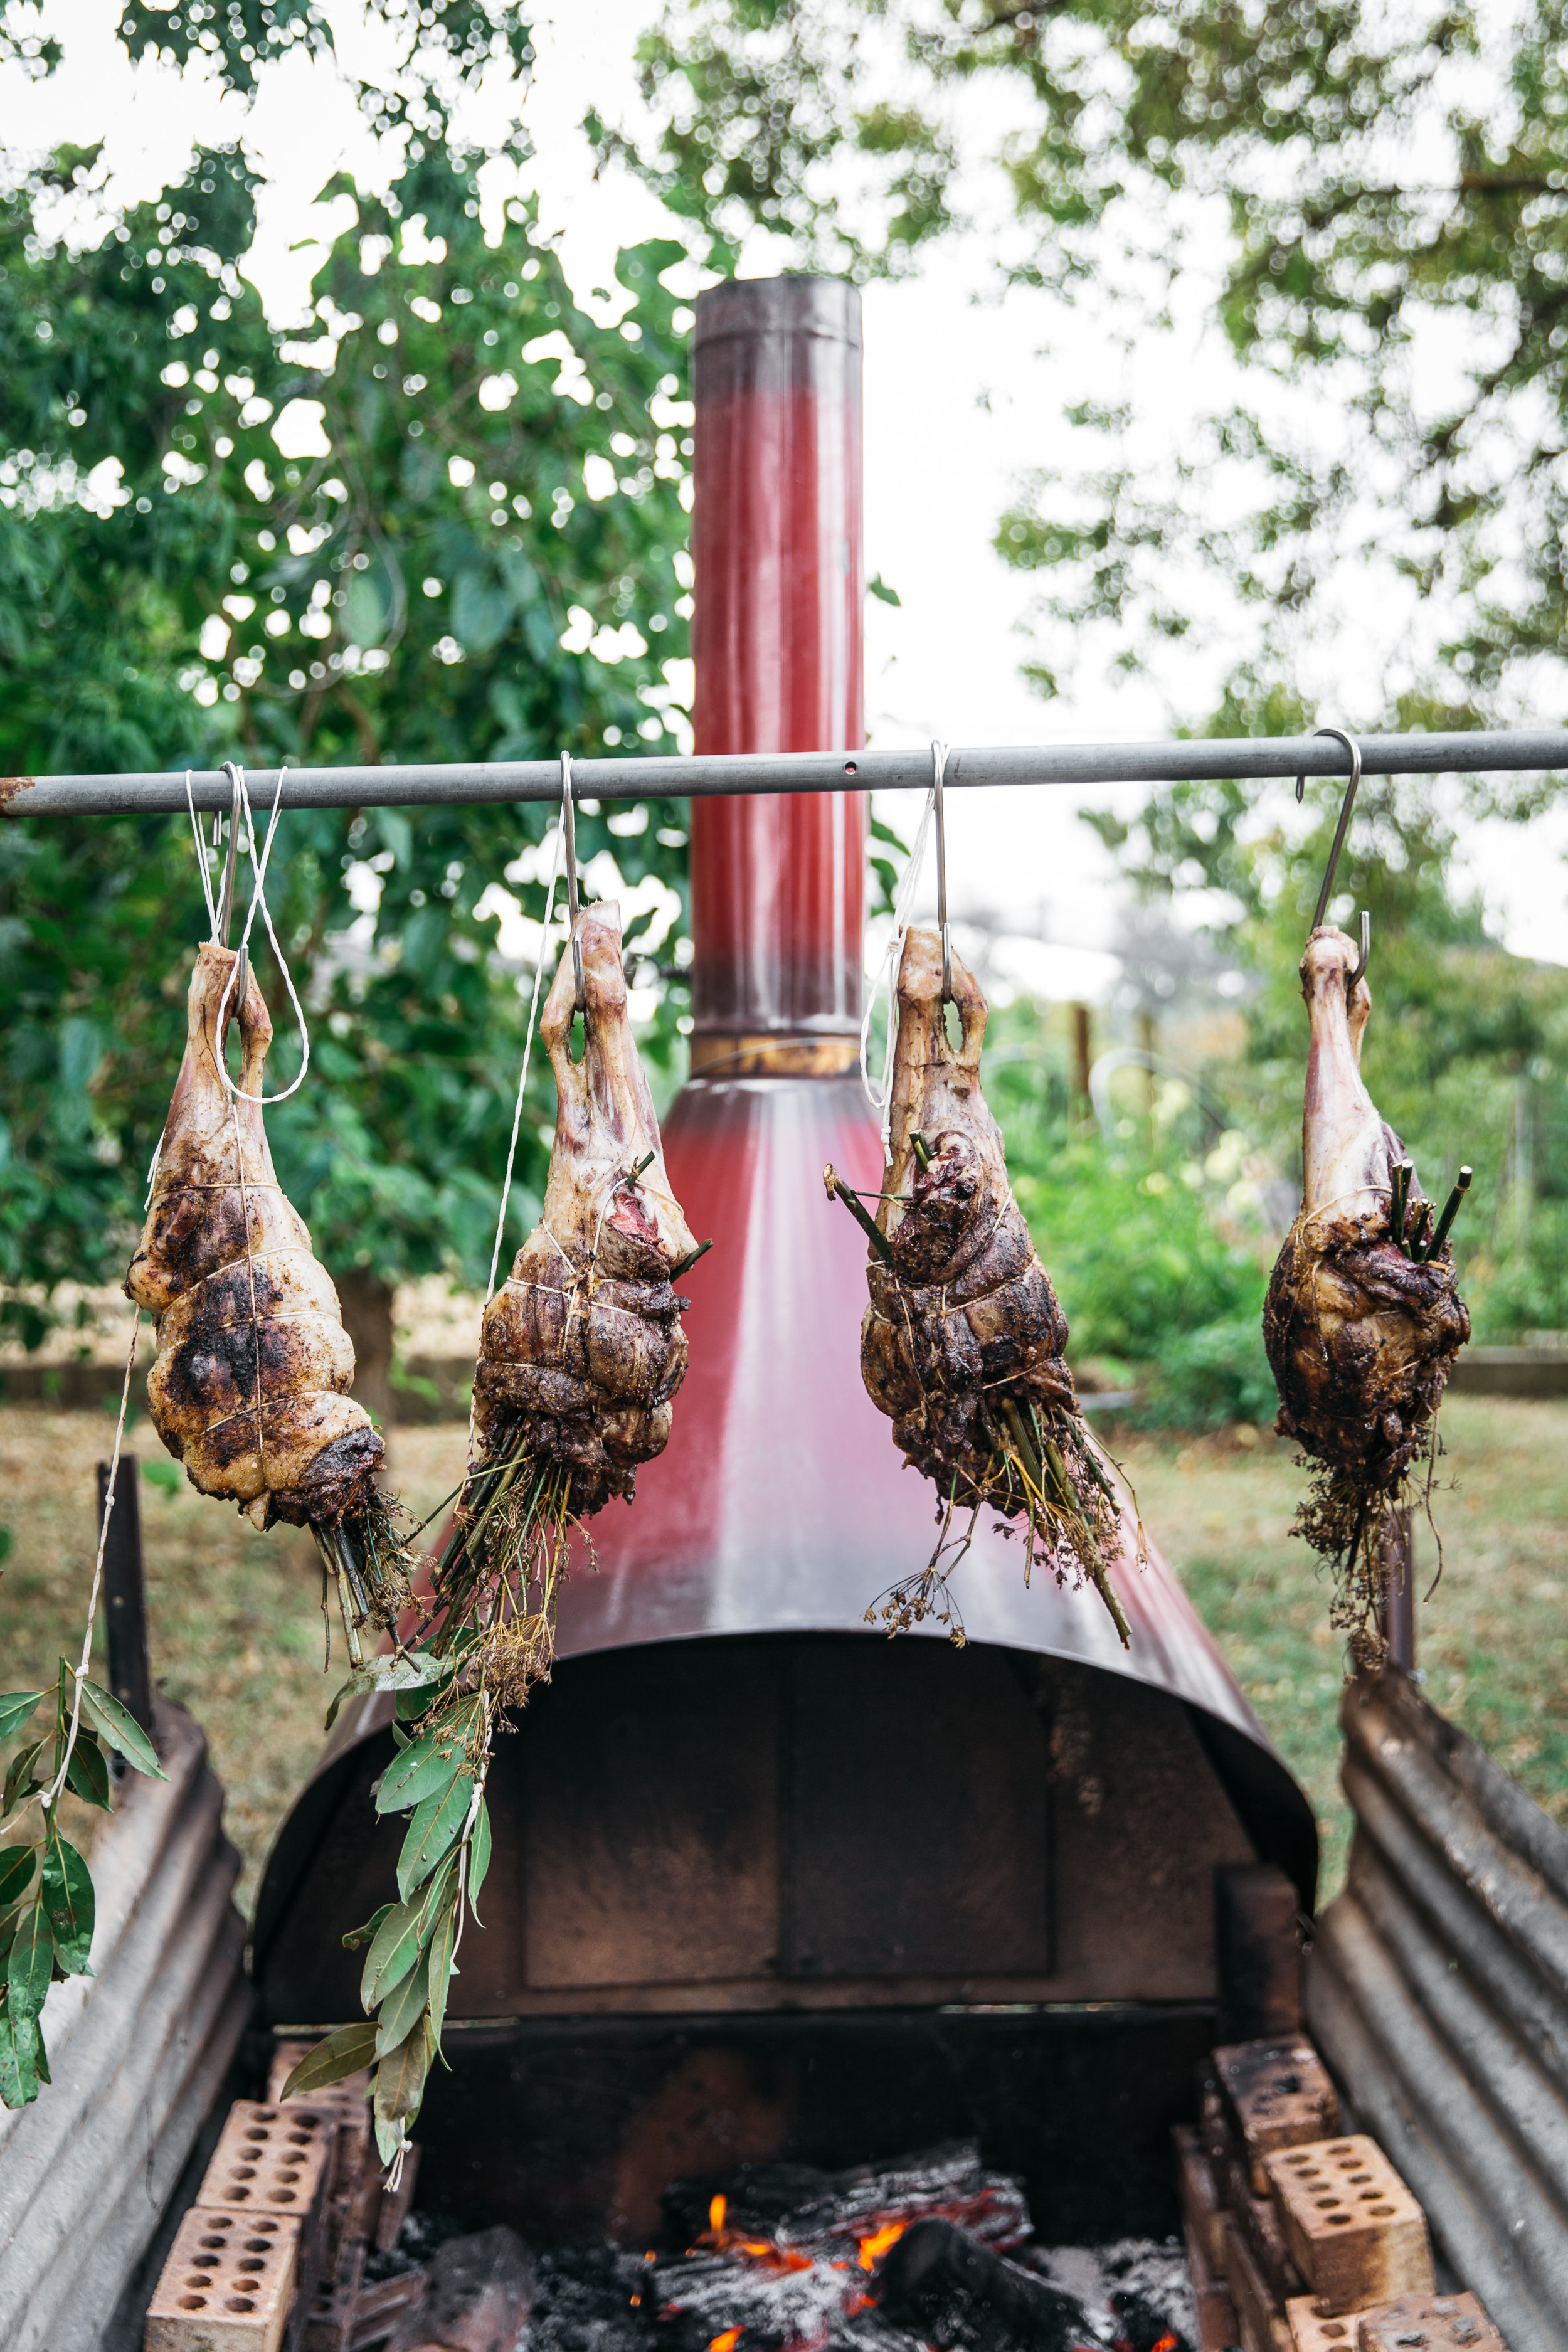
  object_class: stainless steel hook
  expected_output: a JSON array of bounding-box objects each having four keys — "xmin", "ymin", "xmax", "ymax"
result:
[
  {"xmin": 932, "ymin": 739, "xmax": 951, "ymax": 1002},
  {"xmin": 1296, "ymin": 724, "xmax": 1369, "ymax": 988},
  {"xmin": 215, "ymin": 760, "xmax": 250, "ymax": 1005},
  {"xmin": 561, "ymin": 749, "xmax": 585, "ymax": 1010}
]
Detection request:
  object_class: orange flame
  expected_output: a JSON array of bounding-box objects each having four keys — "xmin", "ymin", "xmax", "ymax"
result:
[
  {"xmin": 1150, "ymin": 2338, "xmax": 1177, "ymax": 2352},
  {"xmin": 708, "ymin": 2333, "xmax": 742, "ymax": 2352},
  {"xmin": 856, "ymin": 2219, "xmax": 908, "ymax": 2271},
  {"xmin": 709, "ymin": 2195, "xmax": 728, "ymax": 2238}
]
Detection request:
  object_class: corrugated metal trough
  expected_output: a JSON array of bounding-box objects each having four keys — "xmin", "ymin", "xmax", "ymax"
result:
[
  {"xmin": 0, "ymin": 1702, "xmax": 250, "ymax": 2352},
  {"xmin": 1308, "ymin": 1666, "xmax": 1568, "ymax": 2352}
]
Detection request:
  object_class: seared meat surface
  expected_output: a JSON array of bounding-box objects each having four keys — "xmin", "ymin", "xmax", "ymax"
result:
[
  {"xmin": 472, "ymin": 904, "xmax": 697, "ymax": 1515},
  {"xmin": 854, "ymin": 927, "xmax": 1130, "ymax": 1642},
  {"xmin": 126, "ymin": 943, "xmax": 381, "ymax": 1530},
  {"xmin": 1264, "ymin": 925, "xmax": 1470, "ymax": 1658}
]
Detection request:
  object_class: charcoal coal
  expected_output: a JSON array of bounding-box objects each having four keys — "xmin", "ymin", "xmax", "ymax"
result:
[
  {"xmin": 523, "ymin": 2242, "xmax": 655, "ymax": 2352},
  {"xmin": 873, "ymin": 2219, "xmax": 1084, "ymax": 2352}
]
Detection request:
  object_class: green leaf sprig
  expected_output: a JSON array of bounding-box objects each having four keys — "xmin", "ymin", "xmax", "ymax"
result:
[
  {"xmin": 0, "ymin": 1666, "xmax": 166, "ymax": 2107},
  {"xmin": 283, "ymin": 1658, "xmax": 492, "ymax": 2171}
]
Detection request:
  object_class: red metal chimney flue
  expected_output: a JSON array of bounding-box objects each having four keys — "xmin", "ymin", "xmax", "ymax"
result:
[{"xmin": 689, "ymin": 276, "xmax": 867, "ymax": 1067}]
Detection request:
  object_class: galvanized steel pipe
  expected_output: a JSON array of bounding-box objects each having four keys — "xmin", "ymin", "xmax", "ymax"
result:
[{"xmin": 7, "ymin": 726, "xmax": 1568, "ymax": 818}]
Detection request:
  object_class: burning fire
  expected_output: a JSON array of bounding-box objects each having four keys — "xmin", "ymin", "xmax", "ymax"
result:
[
  {"xmin": 698, "ymin": 2193, "xmax": 810, "ymax": 2276},
  {"xmin": 855, "ymin": 2218, "xmax": 908, "ymax": 2270},
  {"xmin": 707, "ymin": 2332, "xmax": 742, "ymax": 2352}
]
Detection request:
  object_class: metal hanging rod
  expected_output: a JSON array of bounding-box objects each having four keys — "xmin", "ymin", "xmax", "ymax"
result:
[{"xmin": 6, "ymin": 726, "xmax": 1568, "ymax": 818}]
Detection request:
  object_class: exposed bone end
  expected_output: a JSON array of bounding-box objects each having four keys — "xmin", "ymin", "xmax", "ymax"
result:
[
  {"xmin": 1300, "ymin": 922, "xmax": 1369, "ymax": 1012},
  {"xmin": 1298, "ymin": 924, "xmax": 1387, "ymax": 1225},
  {"xmin": 536, "ymin": 902, "xmax": 698, "ymax": 1273},
  {"xmin": 882, "ymin": 927, "xmax": 1007, "ymax": 1244}
]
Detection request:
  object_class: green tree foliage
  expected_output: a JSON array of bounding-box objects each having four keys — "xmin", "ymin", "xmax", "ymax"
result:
[
  {"xmin": 1, "ymin": 3, "xmax": 697, "ymax": 1345},
  {"xmin": 624, "ymin": 0, "xmax": 1568, "ymax": 724}
]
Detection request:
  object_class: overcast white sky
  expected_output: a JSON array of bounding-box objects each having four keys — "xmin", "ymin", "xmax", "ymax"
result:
[{"xmin": 8, "ymin": 0, "xmax": 1568, "ymax": 982}]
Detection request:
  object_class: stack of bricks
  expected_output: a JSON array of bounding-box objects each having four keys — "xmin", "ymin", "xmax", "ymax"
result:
[
  {"xmin": 145, "ymin": 2099, "xmax": 339, "ymax": 2352},
  {"xmin": 143, "ymin": 2048, "xmax": 421, "ymax": 2352},
  {"xmin": 1175, "ymin": 2033, "xmax": 1510, "ymax": 2352}
]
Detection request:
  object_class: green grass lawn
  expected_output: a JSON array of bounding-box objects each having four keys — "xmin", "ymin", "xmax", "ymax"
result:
[
  {"xmin": 0, "ymin": 1407, "xmax": 469, "ymax": 1914},
  {"xmin": 1118, "ymin": 1396, "xmax": 1568, "ymax": 1900},
  {"xmin": 3, "ymin": 1394, "xmax": 1564, "ymax": 1917}
]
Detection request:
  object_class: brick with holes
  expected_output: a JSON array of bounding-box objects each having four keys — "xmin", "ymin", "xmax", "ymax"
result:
[
  {"xmin": 196, "ymin": 2098, "xmax": 337, "ymax": 2223},
  {"xmin": 1266, "ymin": 2137, "xmax": 1434, "ymax": 2317},
  {"xmin": 1288, "ymin": 2297, "xmax": 1369, "ymax": 2351},
  {"xmin": 267, "ymin": 2041, "xmax": 374, "ymax": 2203},
  {"xmin": 1216, "ymin": 2036, "xmax": 1343, "ymax": 2196},
  {"xmin": 144, "ymin": 2205, "xmax": 302, "ymax": 2352},
  {"xmin": 1357, "ymin": 2290, "xmax": 1510, "ymax": 2349}
]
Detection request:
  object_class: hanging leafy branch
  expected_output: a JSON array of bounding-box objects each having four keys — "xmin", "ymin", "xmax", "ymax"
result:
[{"xmin": 0, "ymin": 1666, "xmax": 166, "ymax": 2107}]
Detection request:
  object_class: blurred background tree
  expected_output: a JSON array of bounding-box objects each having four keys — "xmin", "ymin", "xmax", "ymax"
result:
[{"xmin": 0, "ymin": 1, "xmax": 697, "ymax": 1411}]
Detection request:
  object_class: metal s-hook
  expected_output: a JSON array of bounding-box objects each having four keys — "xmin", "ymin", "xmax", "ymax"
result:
[
  {"xmin": 932, "ymin": 739, "xmax": 952, "ymax": 1001},
  {"xmin": 1296, "ymin": 724, "xmax": 1370, "ymax": 989},
  {"xmin": 215, "ymin": 760, "xmax": 250, "ymax": 1005},
  {"xmin": 561, "ymin": 749, "xmax": 585, "ymax": 1010}
]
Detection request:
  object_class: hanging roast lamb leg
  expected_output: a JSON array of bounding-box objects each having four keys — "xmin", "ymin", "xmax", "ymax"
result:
[
  {"xmin": 844, "ymin": 925, "xmax": 1132, "ymax": 1644},
  {"xmin": 427, "ymin": 904, "xmax": 701, "ymax": 1691},
  {"xmin": 1263, "ymin": 925, "xmax": 1470, "ymax": 1664},
  {"xmin": 126, "ymin": 943, "xmax": 406, "ymax": 1651}
]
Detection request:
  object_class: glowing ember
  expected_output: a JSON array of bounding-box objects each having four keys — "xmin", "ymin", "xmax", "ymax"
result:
[
  {"xmin": 640, "ymin": 2145, "xmax": 1195, "ymax": 2351},
  {"xmin": 856, "ymin": 2219, "xmax": 908, "ymax": 2270}
]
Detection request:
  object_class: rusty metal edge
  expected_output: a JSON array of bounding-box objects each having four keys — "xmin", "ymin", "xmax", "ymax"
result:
[
  {"xmin": 0, "ymin": 1703, "xmax": 252, "ymax": 2352},
  {"xmin": 1306, "ymin": 1671, "xmax": 1568, "ymax": 2352}
]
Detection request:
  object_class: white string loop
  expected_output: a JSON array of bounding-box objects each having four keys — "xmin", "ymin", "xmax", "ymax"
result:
[
  {"xmin": 185, "ymin": 770, "xmax": 218, "ymax": 932},
  {"xmin": 483, "ymin": 817, "xmax": 568, "ymax": 1310},
  {"xmin": 209, "ymin": 765, "xmax": 312, "ymax": 1105},
  {"xmin": 860, "ymin": 768, "xmax": 938, "ymax": 1162}
]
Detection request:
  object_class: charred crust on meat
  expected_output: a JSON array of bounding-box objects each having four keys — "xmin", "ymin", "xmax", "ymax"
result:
[
  {"xmin": 469, "ymin": 906, "xmax": 699, "ymax": 1520},
  {"xmin": 125, "ymin": 943, "xmax": 389, "ymax": 1547}
]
